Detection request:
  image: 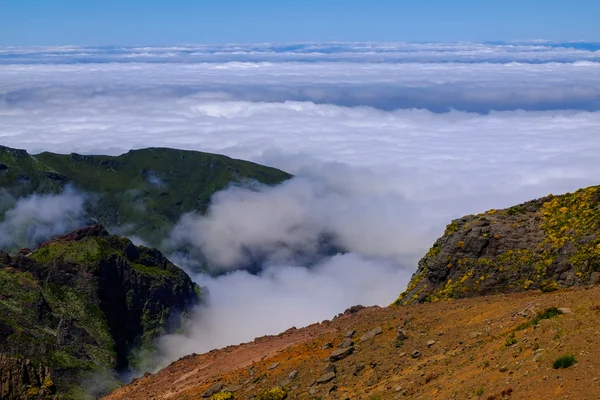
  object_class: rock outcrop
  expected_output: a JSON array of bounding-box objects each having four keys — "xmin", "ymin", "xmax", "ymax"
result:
[
  {"xmin": 0, "ymin": 225, "xmax": 201, "ymax": 399},
  {"xmin": 396, "ymin": 185, "xmax": 600, "ymax": 304},
  {"xmin": 0, "ymin": 354, "xmax": 55, "ymax": 399}
]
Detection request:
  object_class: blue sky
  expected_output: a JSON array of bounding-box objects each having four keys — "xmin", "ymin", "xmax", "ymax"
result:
[{"xmin": 1, "ymin": 0, "xmax": 599, "ymax": 46}]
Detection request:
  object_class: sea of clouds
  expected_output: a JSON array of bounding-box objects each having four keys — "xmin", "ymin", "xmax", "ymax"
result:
[{"xmin": 1, "ymin": 42, "xmax": 600, "ymax": 367}]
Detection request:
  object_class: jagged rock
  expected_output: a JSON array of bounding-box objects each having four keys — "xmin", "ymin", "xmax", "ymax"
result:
[
  {"xmin": 323, "ymin": 364, "xmax": 337, "ymax": 374},
  {"xmin": 0, "ymin": 225, "xmax": 201, "ymax": 398},
  {"xmin": 345, "ymin": 330, "xmax": 356, "ymax": 338},
  {"xmin": 395, "ymin": 186, "xmax": 600, "ymax": 304},
  {"xmin": 427, "ymin": 340, "xmax": 436, "ymax": 347},
  {"xmin": 360, "ymin": 327, "xmax": 383, "ymax": 342},
  {"xmin": 0, "ymin": 354, "xmax": 55, "ymax": 399},
  {"xmin": 338, "ymin": 338, "xmax": 354, "ymax": 348},
  {"xmin": 396, "ymin": 328, "xmax": 408, "ymax": 341},
  {"xmin": 316, "ymin": 372, "xmax": 336, "ymax": 384},
  {"xmin": 202, "ymin": 382, "xmax": 224, "ymax": 397},
  {"xmin": 329, "ymin": 347, "xmax": 354, "ymax": 362},
  {"xmin": 268, "ymin": 362, "xmax": 280, "ymax": 370},
  {"xmin": 321, "ymin": 342, "xmax": 333, "ymax": 350},
  {"xmin": 411, "ymin": 350, "xmax": 421, "ymax": 358},
  {"xmin": 289, "ymin": 370, "xmax": 299, "ymax": 379},
  {"xmin": 352, "ymin": 363, "xmax": 365, "ymax": 376}
]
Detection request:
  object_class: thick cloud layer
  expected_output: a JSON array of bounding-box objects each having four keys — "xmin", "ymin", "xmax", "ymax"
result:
[
  {"xmin": 0, "ymin": 189, "xmax": 87, "ymax": 249},
  {"xmin": 1, "ymin": 43, "xmax": 599, "ymax": 365},
  {"xmin": 1, "ymin": 60, "xmax": 600, "ymax": 113}
]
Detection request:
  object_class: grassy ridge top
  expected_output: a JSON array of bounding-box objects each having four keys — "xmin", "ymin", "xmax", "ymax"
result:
[{"xmin": 0, "ymin": 146, "xmax": 291, "ymax": 245}]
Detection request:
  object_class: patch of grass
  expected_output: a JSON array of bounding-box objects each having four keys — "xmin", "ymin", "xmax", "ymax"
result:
[
  {"xmin": 504, "ymin": 332, "xmax": 517, "ymax": 347},
  {"xmin": 516, "ymin": 307, "xmax": 562, "ymax": 330},
  {"xmin": 553, "ymin": 354, "xmax": 576, "ymax": 369},
  {"xmin": 475, "ymin": 386, "xmax": 485, "ymax": 397}
]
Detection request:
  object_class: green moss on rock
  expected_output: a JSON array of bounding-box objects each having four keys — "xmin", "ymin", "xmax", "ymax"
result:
[{"xmin": 0, "ymin": 225, "xmax": 201, "ymax": 399}]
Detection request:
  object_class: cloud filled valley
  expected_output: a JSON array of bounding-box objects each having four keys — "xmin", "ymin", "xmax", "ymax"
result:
[{"xmin": 1, "ymin": 42, "xmax": 600, "ymax": 370}]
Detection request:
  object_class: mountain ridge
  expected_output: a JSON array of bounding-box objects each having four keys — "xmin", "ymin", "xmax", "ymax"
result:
[{"xmin": 0, "ymin": 145, "xmax": 291, "ymax": 249}]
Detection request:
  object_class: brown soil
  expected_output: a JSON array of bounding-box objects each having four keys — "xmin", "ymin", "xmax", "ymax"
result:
[{"xmin": 105, "ymin": 285, "xmax": 600, "ymax": 400}]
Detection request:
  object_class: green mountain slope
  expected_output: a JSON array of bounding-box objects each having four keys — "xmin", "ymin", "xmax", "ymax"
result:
[
  {"xmin": 0, "ymin": 225, "xmax": 201, "ymax": 399},
  {"xmin": 395, "ymin": 185, "xmax": 600, "ymax": 304},
  {"xmin": 0, "ymin": 146, "xmax": 291, "ymax": 246}
]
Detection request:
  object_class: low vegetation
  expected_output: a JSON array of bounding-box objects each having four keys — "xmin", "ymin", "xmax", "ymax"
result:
[
  {"xmin": 553, "ymin": 354, "xmax": 577, "ymax": 369},
  {"xmin": 516, "ymin": 307, "xmax": 562, "ymax": 330}
]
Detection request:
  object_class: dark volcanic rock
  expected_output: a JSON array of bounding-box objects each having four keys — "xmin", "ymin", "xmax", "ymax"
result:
[
  {"xmin": 0, "ymin": 225, "xmax": 201, "ymax": 398},
  {"xmin": 396, "ymin": 185, "xmax": 600, "ymax": 304},
  {"xmin": 0, "ymin": 354, "xmax": 55, "ymax": 399}
]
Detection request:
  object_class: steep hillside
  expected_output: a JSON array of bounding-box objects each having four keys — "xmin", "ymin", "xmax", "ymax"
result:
[
  {"xmin": 104, "ymin": 285, "xmax": 600, "ymax": 400},
  {"xmin": 396, "ymin": 185, "xmax": 600, "ymax": 304},
  {"xmin": 0, "ymin": 146, "xmax": 291, "ymax": 246},
  {"xmin": 0, "ymin": 225, "xmax": 201, "ymax": 399}
]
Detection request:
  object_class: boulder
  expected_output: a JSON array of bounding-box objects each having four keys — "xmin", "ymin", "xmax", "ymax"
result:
[
  {"xmin": 360, "ymin": 327, "xmax": 383, "ymax": 342},
  {"xmin": 329, "ymin": 347, "xmax": 354, "ymax": 362}
]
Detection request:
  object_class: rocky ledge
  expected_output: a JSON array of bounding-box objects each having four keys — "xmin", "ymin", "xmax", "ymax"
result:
[{"xmin": 396, "ymin": 185, "xmax": 600, "ymax": 304}]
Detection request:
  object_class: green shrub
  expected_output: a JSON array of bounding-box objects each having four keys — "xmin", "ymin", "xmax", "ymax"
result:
[
  {"xmin": 211, "ymin": 392, "xmax": 235, "ymax": 400},
  {"xmin": 257, "ymin": 387, "xmax": 287, "ymax": 400},
  {"xmin": 553, "ymin": 354, "xmax": 576, "ymax": 369},
  {"xmin": 516, "ymin": 307, "xmax": 562, "ymax": 331},
  {"xmin": 504, "ymin": 332, "xmax": 517, "ymax": 347}
]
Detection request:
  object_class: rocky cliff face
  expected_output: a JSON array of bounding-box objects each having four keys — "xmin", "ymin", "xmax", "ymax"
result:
[
  {"xmin": 0, "ymin": 354, "xmax": 55, "ymax": 400},
  {"xmin": 396, "ymin": 185, "xmax": 600, "ymax": 304},
  {"xmin": 0, "ymin": 225, "xmax": 201, "ymax": 399}
]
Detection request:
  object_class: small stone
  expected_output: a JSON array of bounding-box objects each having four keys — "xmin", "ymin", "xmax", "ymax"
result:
[
  {"xmin": 591, "ymin": 272, "xmax": 600, "ymax": 284},
  {"xmin": 427, "ymin": 340, "xmax": 436, "ymax": 347},
  {"xmin": 499, "ymin": 365, "xmax": 508, "ymax": 373},
  {"xmin": 360, "ymin": 327, "xmax": 383, "ymax": 342},
  {"xmin": 316, "ymin": 371, "xmax": 336, "ymax": 384},
  {"xmin": 558, "ymin": 308, "xmax": 573, "ymax": 314},
  {"xmin": 352, "ymin": 363, "xmax": 365, "ymax": 376},
  {"xmin": 202, "ymin": 382, "xmax": 223, "ymax": 397},
  {"xmin": 345, "ymin": 330, "xmax": 356, "ymax": 338},
  {"xmin": 411, "ymin": 350, "xmax": 421, "ymax": 359},
  {"xmin": 338, "ymin": 338, "xmax": 354, "ymax": 348},
  {"xmin": 324, "ymin": 364, "xmax": 337, "ymax": 374},
  {"xmin": 330, "ymin": 347, "xmax": 354, "ymax": 362},
  {"xmin": 322, "ymin": 342, "xmax": 333, "ymax": 350},
  {"xmin": 593, "ymin": 377, "xmax": 598, "ymax": 382},
  {"xmin": 438, "ymin": 331, "xmax": 445, "ymax": 336},
  {"xmin": 224, "ymin": 384, "xmax": 243, "ymax": 392},
  {"xmin": 268, "ymin": 362, "xmax": 280, "ymax": 370},
  {"xmin": 396, "ymin": 328, "xmax": 408, "ymax": 341},
  {"xmin": 544, "ymin": 375, "xmax": 549, "ymax": 380},
  {"xmin": 289, "ymin": 370, "xmax": 298, "ymax": 379}
]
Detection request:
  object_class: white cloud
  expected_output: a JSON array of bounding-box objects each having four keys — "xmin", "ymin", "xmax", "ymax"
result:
[
  {"xmin": 156, "ymin": 253, "xmax": 412, "ymax": 366},
  {"xmin": 0, "ymin": 189, "xmax": 87, "ymax": 249}
]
